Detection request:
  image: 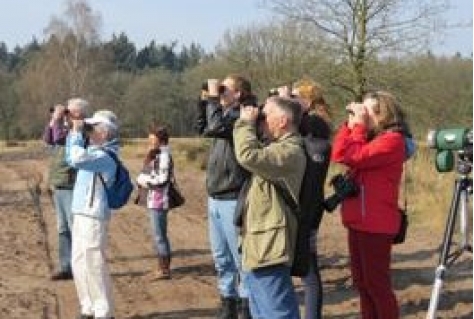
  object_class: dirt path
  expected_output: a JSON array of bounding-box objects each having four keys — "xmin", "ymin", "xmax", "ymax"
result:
[{"xmin": 0, "ymin": 150, "xmax": 472, "ymax": 318}]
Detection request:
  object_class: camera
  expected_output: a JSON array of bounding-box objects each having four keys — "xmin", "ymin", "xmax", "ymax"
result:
[
  {"xmin": 49, "ymin": 107, "xmax": 69, "ymax": 116},
  {"xmin": 240, "ymin": 94, "xmax": 258, "ymax": 107},
  {"xmin": 323, "ymin": 173, "xmax": 359, "ymax": 212},
  {"xmin": 427, "ymin": 128, "xmax": 472, "ymax": 173},
  {"xmin": 83, "ymin": 122, "xmax": 94, "ymax": 133},
  {"xmin": 268, "ymin": 88, "xmax": 279, "ymax": 97},
  {"xmin": 267, "ymin": 88, "xmax": 296, "ymax": 98},
  {"xmin": 256, "ymin": 109, "xmax": 266, "ymax": 123}
]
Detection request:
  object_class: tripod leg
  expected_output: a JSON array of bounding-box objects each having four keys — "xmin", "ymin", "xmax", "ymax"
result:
[
  {"xmin": 427, "ymin": 265, "xmax": 446, "ymax": 319},
  {"xmin": 426, "ymin": 179, "xmax": 462, "ymax": 319},
  {"xmin": 458, "ymin": 186, "xmax": 472, "ymax": 251}
]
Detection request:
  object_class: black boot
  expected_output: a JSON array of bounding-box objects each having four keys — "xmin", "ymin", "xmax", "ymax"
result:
[
  {"xmin": 239, "ymin": 297, "xmax": 252, "ymax": 319},
  {"xmin": 218, "ymin": 296, "xmax": 238, "ymax": 319}
]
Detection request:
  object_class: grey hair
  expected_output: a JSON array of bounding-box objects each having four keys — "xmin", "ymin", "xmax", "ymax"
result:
[
  {"xmin": 95, "ymin": 123, "xmax": 118, "ymax": 141},
  {"xmin": 67, "ymin": 98, "xmax": 89, "ymax": 116},
  {"xmin": 270, "ymin": 96, "xmax": 303, "ymax": 129}
]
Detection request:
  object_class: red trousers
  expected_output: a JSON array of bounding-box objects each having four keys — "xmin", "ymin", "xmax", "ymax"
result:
[{"xmin": 348, "ymin": 228, "xmax": 399, "ymax": 319}]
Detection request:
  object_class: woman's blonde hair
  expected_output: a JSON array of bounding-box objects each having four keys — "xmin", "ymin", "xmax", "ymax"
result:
[{"xmin": 293, "ymin": 78, "xmax": 331, "ymax": 123}]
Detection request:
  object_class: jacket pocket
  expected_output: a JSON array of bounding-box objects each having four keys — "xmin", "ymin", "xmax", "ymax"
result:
[
  {"xmin": 246, "ymin": 180, "xmax": 286, "ymax": 232},
  {"xmin": 245, "ymin": 226, "xmax": 286, "ymax": 266},
  {"xmin": 342, "ymin": 194, "xmax": 363, "ymax": 225}
]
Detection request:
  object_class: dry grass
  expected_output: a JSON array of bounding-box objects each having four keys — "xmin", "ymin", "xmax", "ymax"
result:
[
  {"xmin": 406, "ymin": 146, "xmax": 472, "ymax": 232},
  {"xmin": 0, "ymin": 140, "xmax": 43, "ymax": 152},
  {"xmin": 122, "ymin": 137, "xmax": 210, "ymax": 170},
  {"xmin": 1, "ymin": 137, "xmax": 468, "ymax": 231}
]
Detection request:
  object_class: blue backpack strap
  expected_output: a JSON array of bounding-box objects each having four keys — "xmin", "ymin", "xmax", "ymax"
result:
[
  {"xmin": 98, "ymin": 148, "xmax": 119, "ymax": 188},
  {"xmin": 90, "ymin": 148, "xmax": 119, "ymax": 207}
]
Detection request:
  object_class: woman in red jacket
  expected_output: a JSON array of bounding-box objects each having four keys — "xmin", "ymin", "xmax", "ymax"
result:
[{"xmin": 331, "ymin": 91, "xmax": 411, "ymax": 319}]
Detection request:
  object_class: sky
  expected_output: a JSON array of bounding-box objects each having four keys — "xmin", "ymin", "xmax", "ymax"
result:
[{"xmin": 0, "ymin": 0, "xmax": 471, "ymax": 56}]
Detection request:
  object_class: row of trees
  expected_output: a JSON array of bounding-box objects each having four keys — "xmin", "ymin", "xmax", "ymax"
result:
[
  {"xmin": 0, "ymin": 35, "xmax": 206, "ymax": 74},
  {"xmin": 0, "ymin": 0, "xmax": 471, "ymax": 141}
]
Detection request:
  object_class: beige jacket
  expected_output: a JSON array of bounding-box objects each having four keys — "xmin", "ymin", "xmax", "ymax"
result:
[{"xmin": 233, "ymin": 119, "xmax": 306, "ymax": 271}]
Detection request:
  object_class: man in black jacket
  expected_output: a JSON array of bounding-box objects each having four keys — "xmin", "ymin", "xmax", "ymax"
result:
[{"xmin": 200, "ymin": 75, "xmax": 254, "ymax": 319}]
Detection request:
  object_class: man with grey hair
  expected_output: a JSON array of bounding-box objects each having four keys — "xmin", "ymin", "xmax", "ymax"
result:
[
  {"xmin": 233, "ymin": 96, "xmax": 306, "ymax": 319},
  {"xmin": 66, "ymin": 109, "xmax": 120, "ymax": 319},
  {"xmin": 67, "ymin": 98, "xmax": 89, "ymax": 119},
  {"xmin": 43, "ymin": 101, "xmax": 87, "ymax": 281}
]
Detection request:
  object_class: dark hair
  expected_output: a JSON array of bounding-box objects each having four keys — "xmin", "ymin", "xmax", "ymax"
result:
[
  {"xmin": 144, "ymin": 148, "xmax": 159, "ymax": 166},
  {"xmin": 148, "ymin": 125, "xmax": 169, "ymax": 145},
  {"xmin": 144, "ymin": 125, "xmax": 169, "ymax": 165}
]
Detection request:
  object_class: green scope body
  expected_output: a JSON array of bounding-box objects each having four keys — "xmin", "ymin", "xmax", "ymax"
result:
[
  {"xmin": 427, "ymin": 128, "xmax": 470, "ymax": 150},
  {"xmin": 426, "ymin": 128, "xmax": 472, "ymax": 173}
]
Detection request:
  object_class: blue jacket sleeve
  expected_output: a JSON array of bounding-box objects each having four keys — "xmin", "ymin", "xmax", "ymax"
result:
[{"xmin": 66, "ymin": 132, "xmax": 115, "ymax": 173}]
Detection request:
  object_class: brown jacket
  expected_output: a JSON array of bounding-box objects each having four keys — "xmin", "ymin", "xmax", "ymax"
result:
[{"xmin": 233, "ymin": 119, "xmax": 306, "ymax": 271}]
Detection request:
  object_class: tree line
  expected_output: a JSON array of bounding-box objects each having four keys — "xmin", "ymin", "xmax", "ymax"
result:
[{"xmin": 0, "ymin": 0, "xmax": 471, "ymax": 142}]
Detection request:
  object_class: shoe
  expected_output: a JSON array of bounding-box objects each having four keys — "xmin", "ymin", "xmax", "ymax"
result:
[
  {"xmin": 76, "ymin": 315, "xmax": 93, "ymax": 319},
  {"xmin": 148, "ymin": 269, "xmax": 171, "ymax": 281},
  {"xmin": 217, "ymin": 296, "xmax": 238, "ymax": 319},
  {"xmin": 51, "ymin": 271, "xmax": 73, "ymax": 281},
  {"xmin": 238, "ymin": 297, "xmax": 252, "ymax": 319},
  {"xmin": 150, "ymin": 256, "xmax": 171, "ymax": 280}
]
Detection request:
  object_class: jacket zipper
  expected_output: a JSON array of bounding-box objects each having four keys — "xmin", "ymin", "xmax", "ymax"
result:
[{"xmin": 89, "ymin": 174, "xmax": 96, "ymax": 208}]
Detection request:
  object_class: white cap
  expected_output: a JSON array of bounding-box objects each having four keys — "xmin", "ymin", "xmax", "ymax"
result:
[{"xmin": 84, "ymin": 110, "xmax": 118, "ymax": 130}]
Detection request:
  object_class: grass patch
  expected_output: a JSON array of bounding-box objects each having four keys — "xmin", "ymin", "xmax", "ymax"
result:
[
  {"xmin": 121, "ymin": 137, "xmax": 210, "ymax": 171},
  {"xmin": 3, "ymin": 138, "xmax": 469, "ymax": 231},
  {"xmin": 0, "ymin": 140, "xmax": 43, "ymax": 153}
]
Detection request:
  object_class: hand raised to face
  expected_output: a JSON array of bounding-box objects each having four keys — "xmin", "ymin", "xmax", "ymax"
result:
[
  {"xmin": 240, "ymin": 105, "xmax": 259, "ymax": 123},
  {"xmin": 346, "ymin": 102, "xmax": 368, "ymax": 128}
]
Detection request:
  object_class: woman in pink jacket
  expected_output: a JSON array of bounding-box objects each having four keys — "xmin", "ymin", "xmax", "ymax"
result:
[
  {"xmin": 136, "ymin": 126, "xmax": 173, "ymax": 280},
  {"xmin": 331, "ymin": 91, "xmax": 412, "ymax": 319}
]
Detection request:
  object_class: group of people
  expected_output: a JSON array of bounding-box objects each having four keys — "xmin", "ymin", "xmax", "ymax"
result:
[
  {"xmin": 197, "ymin": 74, "xmax": 414, "ymax": 319},
  {"xmin": 43, "ymin": 73, "xmax": 414, "ymax": 319},
  {"xmin": 44, "ymin": 99, "xmax": 177, "ymax": 318}
]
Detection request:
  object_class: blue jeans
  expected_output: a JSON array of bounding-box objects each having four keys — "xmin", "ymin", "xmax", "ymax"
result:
[
  {"xmin": 149, "ymin": 209, "xmax": 171, "ymax": 257},
  {"xmin": 247, "ymin": 265, "xmax": 300, "ymax": 319},
  {"xmin": 53, "ymin": 188, "xmax": 74, "ymax": 273},
  {"xmin": 208, "ymin": 197, "xmax": 248, "ymax": 298}
]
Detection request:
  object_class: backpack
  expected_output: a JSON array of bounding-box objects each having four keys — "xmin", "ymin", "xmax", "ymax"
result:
[
  {"xmin": 276, "ymin": 135, "xmax": 331, "ymax": 277},
  {"xmin": 98, "ymin": 150, "xmax": 134, "ymax": 210}
]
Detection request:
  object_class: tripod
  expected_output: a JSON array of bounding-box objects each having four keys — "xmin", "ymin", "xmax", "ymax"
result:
[{"xmin": 427, "ymin": 158, "xmax": 472, "ymax": 319}]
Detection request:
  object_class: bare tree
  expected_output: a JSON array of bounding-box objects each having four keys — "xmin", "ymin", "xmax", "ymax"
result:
[
  {"xmin": 263, "ymin": 0, "xmax": 448, "ymax": 100},
  {"xmin": 43, "ymin": 0, "xmax": 102, "ymax": 95},
  {"xmin": 215, "ymin": 20, "xmax": 329, "ymax": 94}
]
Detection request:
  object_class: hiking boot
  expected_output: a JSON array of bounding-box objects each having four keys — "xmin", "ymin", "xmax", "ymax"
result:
[
  {"xmin": 239, "ymin": 297, "xmax": 252, "ymax": 319},
  {"xmin": 217, "ymin": 296, "xmax": 238, "ymax": 319},
  {"xmin": 149, "ymin": 256, "xmax": 171, "ymax": 280},
  {"xmin": 51, "ymin": 270, "xmax": 73, "ymax": 281}
]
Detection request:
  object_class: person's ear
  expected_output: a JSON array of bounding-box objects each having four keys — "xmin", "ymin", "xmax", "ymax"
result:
[{"xmin": 278, "ymin": 115, "xmax": 288, "ymax": 129}]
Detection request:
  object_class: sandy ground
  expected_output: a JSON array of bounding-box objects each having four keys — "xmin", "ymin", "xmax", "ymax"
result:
[{"xmin": 0, "ymin": 147, "xmax": 472, "ymax": 318}]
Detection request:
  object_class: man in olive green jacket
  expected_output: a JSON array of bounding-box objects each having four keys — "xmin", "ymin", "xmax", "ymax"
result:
[{"xmin": 233, "ymin": 96, "xmax": 306, "ymax": 319}]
